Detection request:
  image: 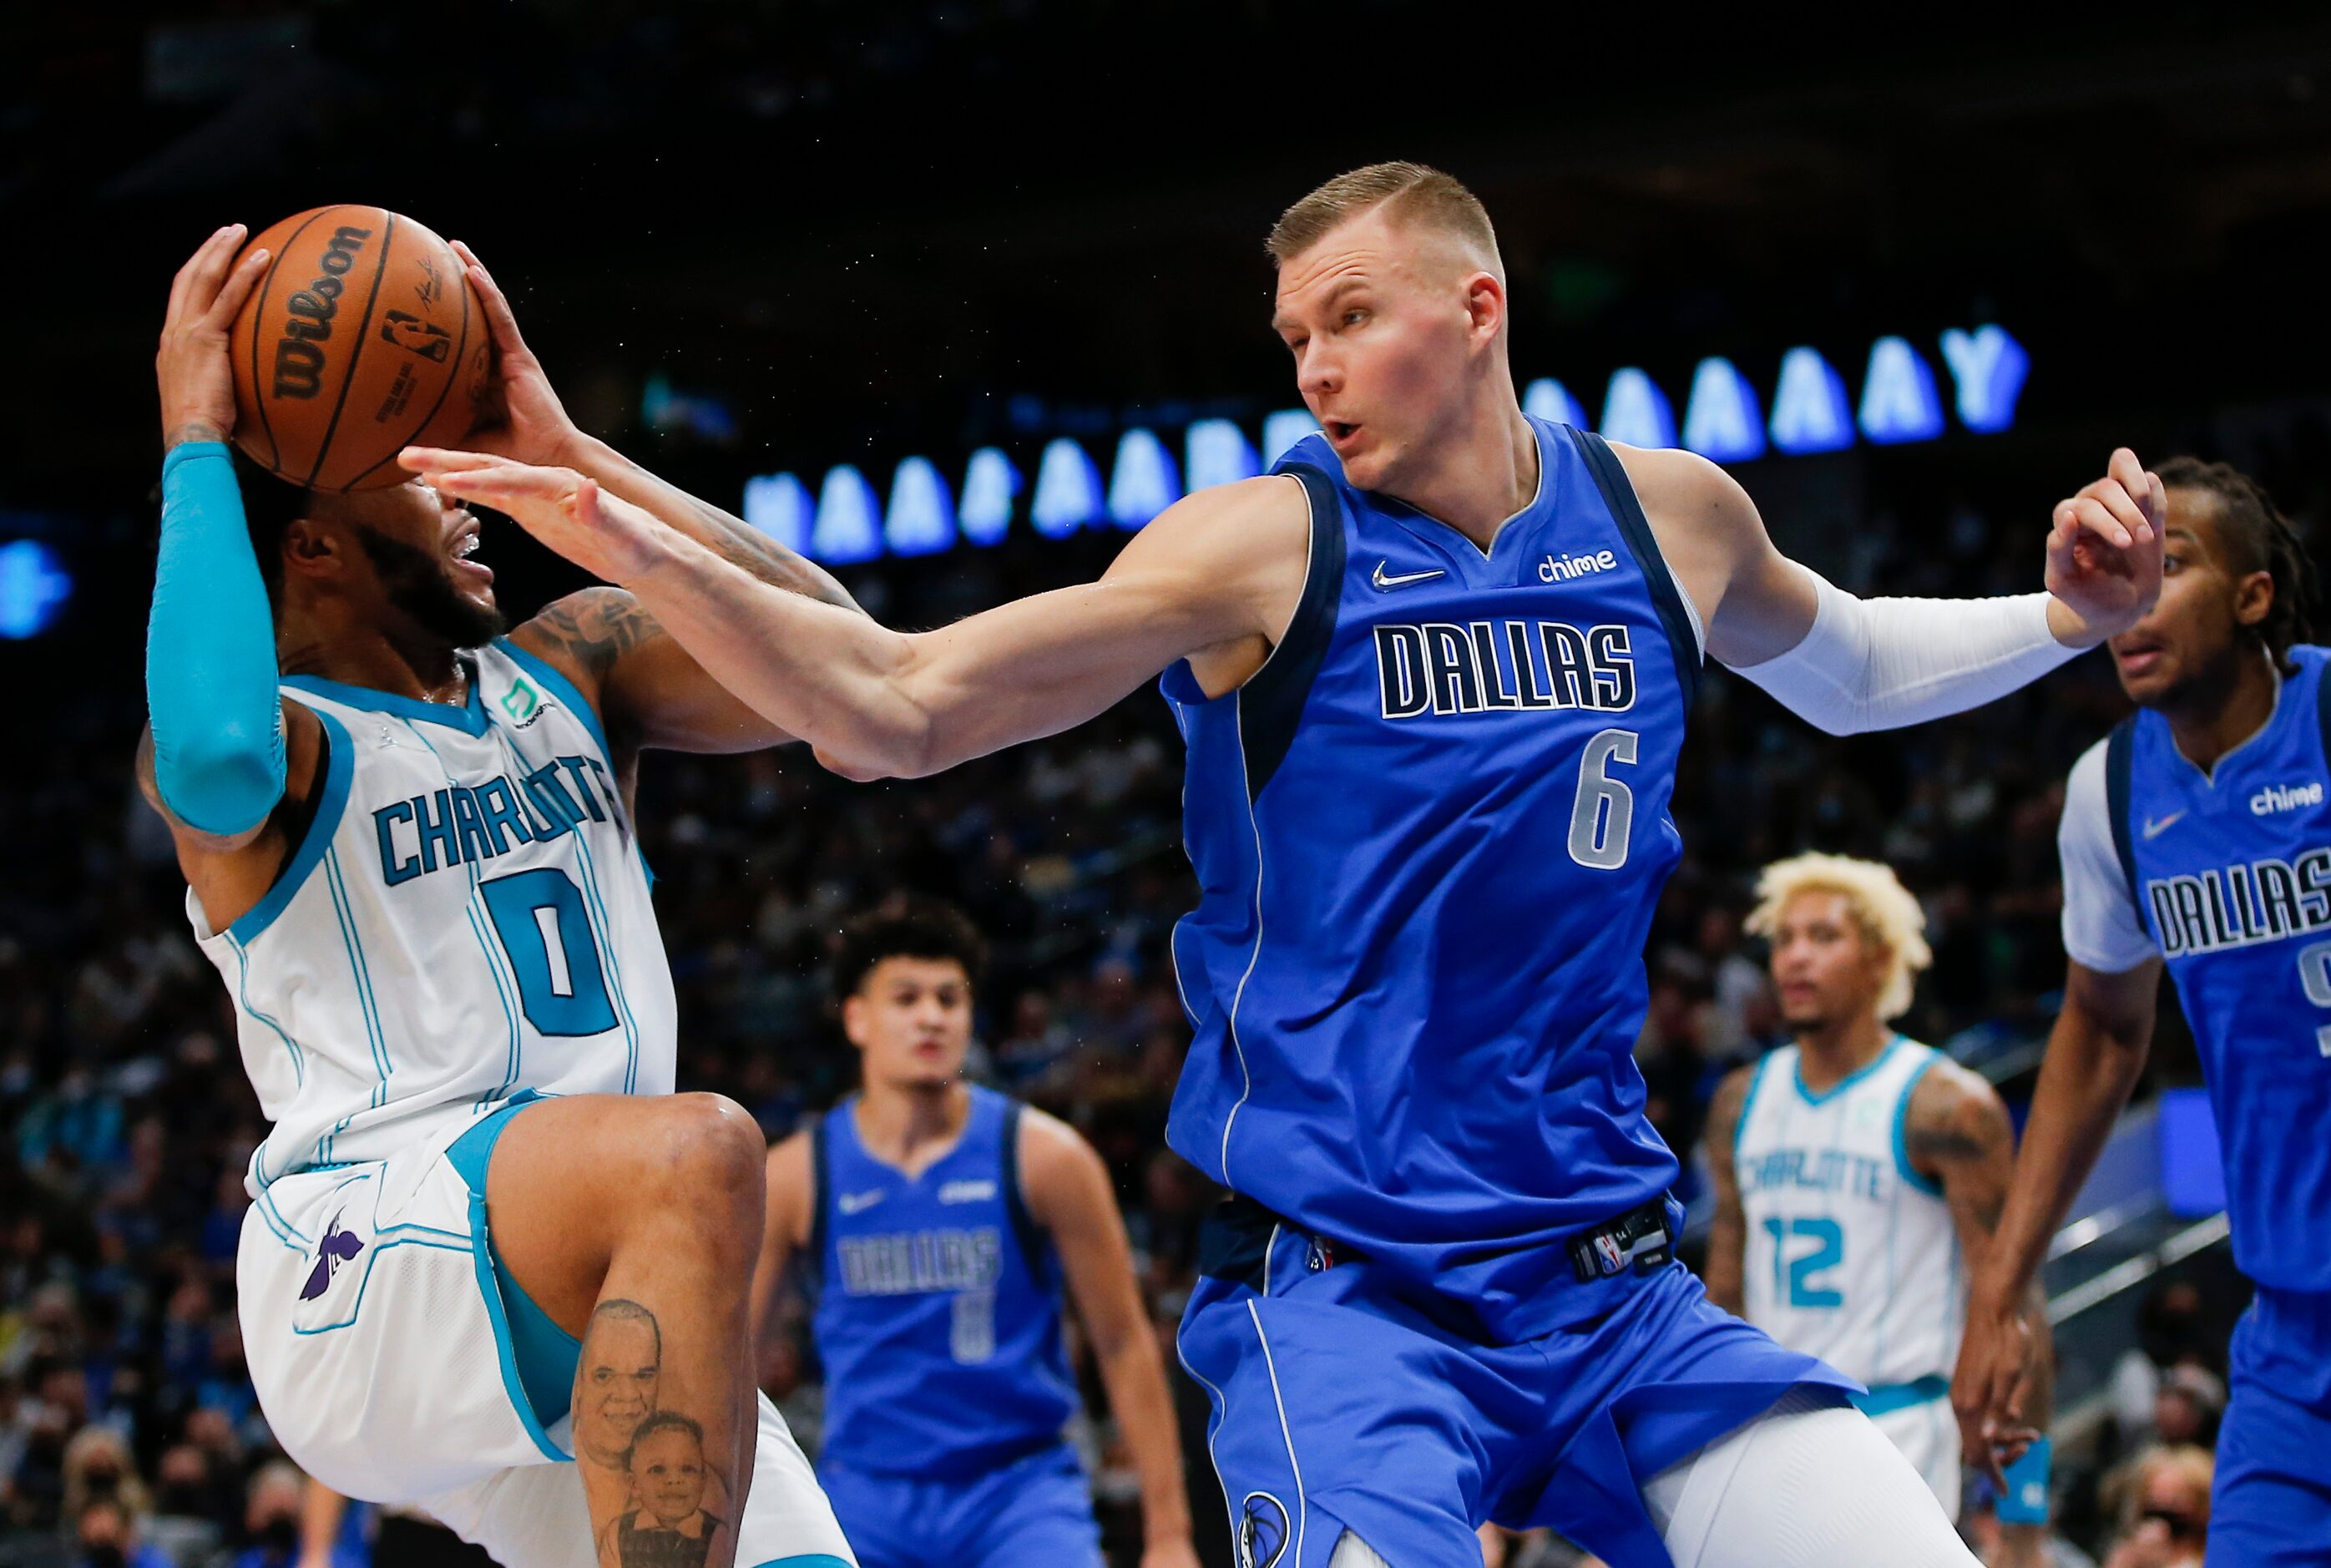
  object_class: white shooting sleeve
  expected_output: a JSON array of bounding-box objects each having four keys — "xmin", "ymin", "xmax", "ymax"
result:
[{"xmin": 1731, "ymin": 568, "xmax": 2078, "ymax": 735}]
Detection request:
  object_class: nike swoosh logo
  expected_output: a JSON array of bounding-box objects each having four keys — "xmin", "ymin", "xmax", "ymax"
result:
[
  {"xmin": 837, "ymin": 1190, "xmax": 885, "ymax": 1215},
  {"xmin": 1372, "ymin": 562, "xmax": 1445, "ymax": 590},
  {"xmin": 2143, "ymin": 811, "xmax": 2186, "ymax": 840}
]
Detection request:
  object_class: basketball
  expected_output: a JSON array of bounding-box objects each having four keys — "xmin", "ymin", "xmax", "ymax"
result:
[{"xmin": 227, "ymin": 205, "xmax": 490, "ymax": 493}]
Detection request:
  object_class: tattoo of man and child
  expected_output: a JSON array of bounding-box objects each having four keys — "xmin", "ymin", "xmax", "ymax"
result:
[{"xmin": 575, "ymin": 1300, "xmax": 726, "ymax": 1568}]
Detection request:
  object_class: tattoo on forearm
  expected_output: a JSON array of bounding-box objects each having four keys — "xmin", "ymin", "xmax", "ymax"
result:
[
  {"xmin": 574, "ymin": 1300, "xmax": 728, "ymax": 1568},
  {"xmin": 687, "ymin": 496, "xmax": 860, "ymax": 612},
  {"xmin": 533, "ymin": 589, "xmax": 666, "ymax": 680}
]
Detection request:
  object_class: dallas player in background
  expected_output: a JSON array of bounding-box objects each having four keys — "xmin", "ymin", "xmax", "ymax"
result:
[
  {"xmin": 408, "ymin": 164, "xmax": 2160, "ymax": 1566},
  {"xmin": 751, "ymin": 898, "xmax": 1200, "ymax": 1568},
  {"xmin": 1955, "ymin": 459, "xmax": 2329, "ymax": 1565},
  {"xmin": 145, "ymin": 226, "xmax": 862, "ymax": 1567},
  {"xmin": 1704, "ymin": 853, "xmax": 2055, "ymax": 1565}
]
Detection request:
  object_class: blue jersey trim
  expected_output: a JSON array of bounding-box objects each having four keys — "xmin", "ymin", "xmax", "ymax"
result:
[
  {"xmin": 744, "ymin": 1557, "xmax": 856, "ymax": 1567},
  {"xmin": 1792, "ymin": 1036, "xmax": 1903, "ymax": 1108},
  {"xmin": 494, "ymin": 635, "xmax": 614, "ymax": 768},
  {"xmin": 228, "ymin": 705, "xmax": 355, "ymax": 944},
  {"xmin": 2106, "ymin": 716, "xmax": 2142, "ymax": 922},
  {"xmin": 1567, "ymin": 427, "xmax": 1703, "ymax": 708},
  {"xmin": 999, "ymin": 1099, "xmax": 1052, "ymax": 1282},
  {"xmin": 805, "ymin": 1109, "xmax": 832, "ymax": 1303},
  {"xmin": 1890, "ymin": 1047, "xmax": 1945, "ymax": 1197},
  {"xmin": 1237, "ymin": 464, "xmax": 1346, "ymax": 802},
  {"xmin": 282, "ymin": 661, "xmax": 491, "ymax": 736}
]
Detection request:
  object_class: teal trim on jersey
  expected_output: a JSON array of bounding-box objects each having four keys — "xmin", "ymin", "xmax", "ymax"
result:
[
  {"xmin": 282, "ymin": 665, "xmax": 491, "ymax": 736},
  {"xmin": 1848, "ymin": 1374, "xmax": 1949, "ymax": 1419},
  {"xmin": 227, "ymin": 933, "xmax": 304, "ymax": 1088},
  {"xmin": 493, "ymin": 636, "xmax": 612, "ymax": 767},
  {"xmin": 446, "ymin": 1096, "xmax": 574, "ymax": 1460},
  {"xmin": 228, "ymin": 706, "xmax": 356, "ymax": 944},
  {"xmin": 1791, "ymin": 1034, "xmax": 1904, "ymax": 1108},
  {"xmin": 322, "ymin": 848, "xmax": 393, "ymax": 1098},
  {"xmin": 1891, "ymin": 1047, "xmax": 1945, "ymax": 1198}
]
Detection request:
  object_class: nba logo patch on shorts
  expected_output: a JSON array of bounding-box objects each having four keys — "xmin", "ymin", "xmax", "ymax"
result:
[
  {"xmin": 1594, "ymin": 1232, "xmax": 1626, "ymax": 1276},
  {"xmin": 1237, "ymin": 1492, "xmax": 1291, "ymax": 1567}
]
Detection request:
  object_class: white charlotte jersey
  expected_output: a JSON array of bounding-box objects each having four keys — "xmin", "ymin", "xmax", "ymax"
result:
[
  {"xmin": 190, "ymin": 641, "xmax": 676, "ymax": 1194},
  {"xmin": 1734, "ymin": 1036, "xmax": 1964, "ymax": 1388}
]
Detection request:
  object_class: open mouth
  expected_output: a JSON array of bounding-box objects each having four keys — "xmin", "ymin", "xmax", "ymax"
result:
[
  {"xmin": 1324, "ymin": 419, "xmax": 1361, "ymax": 447},
  {"xmin": 449, "ymin": 517, "xmax": 493, "ymax": 587}
]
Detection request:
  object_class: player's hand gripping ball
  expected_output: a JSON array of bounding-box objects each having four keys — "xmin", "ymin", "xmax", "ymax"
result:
[{"xmin": 227, "ymin": 205, "xmax": 491, "ymax": 491}]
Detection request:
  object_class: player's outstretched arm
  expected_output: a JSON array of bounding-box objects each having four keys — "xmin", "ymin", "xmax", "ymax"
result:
[
  {"xmin": 1950, "ymin": 958, "xmax": 2155, "ymax": 1475},
  {"xmin": 443, "ymin": 243, "xmax": 862, "ymax": 617},
  {"xmin": 1619, "ymin": 444, "xmax": 2165, "ymax": 733},
  {"xmin": 1019, "ymin": 1110, "xmax": 1201, "ymax": 1568},
  {"xmin": 402, "ymin": 450, "xmax": 1307, "ymax": 780},
  {"xmin": 1699, "ymin": 1065, "xmax": 1754, "ymax": 1317}
]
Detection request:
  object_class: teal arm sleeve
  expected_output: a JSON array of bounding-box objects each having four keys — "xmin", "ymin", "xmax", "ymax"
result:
[{"xmin": 146, "ymin": 442, "xmax": 286, "ymax": 836}]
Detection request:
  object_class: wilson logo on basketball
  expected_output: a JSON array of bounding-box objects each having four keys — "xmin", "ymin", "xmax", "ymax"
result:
[{"xmin": 271, "ymin": 225, "xmax": 373, "ymax": 400}]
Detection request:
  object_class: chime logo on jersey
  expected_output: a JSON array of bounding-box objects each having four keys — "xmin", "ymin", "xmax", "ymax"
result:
[
  {"xmin": 1374, "ymin": 620, "xmax": 1636, "ymax": 720},
  {"xmin": 2145, "ymin": 847, "xmax": 2331, "ymax": 958}
]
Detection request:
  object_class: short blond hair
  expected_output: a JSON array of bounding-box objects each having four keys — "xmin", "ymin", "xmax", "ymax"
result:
[
  {"xmin": 1746, "ymin": 852, "xmax": 1932, "ymax": 1022},
  {"xmin": 1267, "ymin": 161, "xmax": 1501, "ymax": 271}
]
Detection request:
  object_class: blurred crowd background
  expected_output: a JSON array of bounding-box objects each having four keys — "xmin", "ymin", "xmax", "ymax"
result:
[{"xmin": 8, "ymin": 3, "xmax": 2331, "ymax": 1565}]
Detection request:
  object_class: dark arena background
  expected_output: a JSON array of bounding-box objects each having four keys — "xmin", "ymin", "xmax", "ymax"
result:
[{"xmin": 4, "ymin": 4, "xmax": 2331, "ymax": 1565}]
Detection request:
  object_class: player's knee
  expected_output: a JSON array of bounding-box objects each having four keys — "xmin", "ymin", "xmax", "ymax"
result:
[{"xmin": 640, "ymin": 1093, "xmax": 767, "ymax": 1222}]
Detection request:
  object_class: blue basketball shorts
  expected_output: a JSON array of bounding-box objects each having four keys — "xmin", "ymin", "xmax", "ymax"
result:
[
  {"xmin": 818, "ymin": 1441, "xmax": 1104, "ymax": 1568},
  {"xmin": 1178, "ymin": 1209, "xmax": 1856, "ymax": 1568},
  {"xmin": 2209, "ymin": 1288, "xmax": 2331, "ymax": 1566}
]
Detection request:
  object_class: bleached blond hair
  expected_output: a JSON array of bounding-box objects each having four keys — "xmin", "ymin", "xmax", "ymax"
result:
[{"xmin": 1746, "ymin": 852, "xmax": 1932, "ymax": 1022}]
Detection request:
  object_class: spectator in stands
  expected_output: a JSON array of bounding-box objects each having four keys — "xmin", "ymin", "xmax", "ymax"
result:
[
  {"xmin": 232, "ymin": 1461, "xmax": 314, "ymax": 1568},
  {"xmin": 59, "ymin": 1428, "xmax": 148, "ymax": 1536},
  {"xmin": 68, "ymin": 1496, "xmax": 170, "ymax": 1568},
  {"xmin": 2101, "ymin": 1445, "xmax": 2212, "ymax": 1567},
  {"xmin": 2151, "ymin": 1365, "xmax": 2224, "ymax": 1452}
]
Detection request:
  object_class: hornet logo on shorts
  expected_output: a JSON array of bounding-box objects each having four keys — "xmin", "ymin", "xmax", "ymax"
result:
[
  {"xmin": 299, "ymin": 1212, "xmax": 365, "ymax": 1301},
  {"xmin": 1238, "ymin": 1491, "xmax": 1290, "ymax": 1567}
]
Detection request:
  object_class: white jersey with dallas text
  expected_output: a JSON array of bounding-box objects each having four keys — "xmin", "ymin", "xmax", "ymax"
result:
[
  {"xmin": 1734, "ymin": 1036, "xmax": 1964, "ymax": 1389},
  {"xmin": 190, "ymin": 640, "xmax": 675, "ymax": 1196}
]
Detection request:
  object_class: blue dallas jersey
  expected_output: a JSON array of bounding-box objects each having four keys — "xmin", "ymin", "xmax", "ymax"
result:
[
  {"xmin": 808, "ymin": 1088, "xmax": 1078, "ymax": 1476},
  {"xmin": 1162, "ymin": 419, "xmax": 1701, "ymax": 1341},
  {"xmin": 2101, "ymin": 645, "xmax": 2331, "ymax": 1294}
]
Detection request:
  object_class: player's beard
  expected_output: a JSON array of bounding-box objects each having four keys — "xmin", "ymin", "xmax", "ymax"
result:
[{"xmin": 353, "ymin": 524, "xmax": 506, "ymax": 650}]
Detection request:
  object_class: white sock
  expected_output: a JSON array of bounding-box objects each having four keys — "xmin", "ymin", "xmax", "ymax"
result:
[{"xmin": 1642, "ymin": 1390, "xmax": 1978, "ymax": 1567}]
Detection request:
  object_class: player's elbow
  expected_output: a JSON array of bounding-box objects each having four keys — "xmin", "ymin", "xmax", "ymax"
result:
[{"xmin": 155, "ymin": 724, "xmax": 285, "ymax": 837}]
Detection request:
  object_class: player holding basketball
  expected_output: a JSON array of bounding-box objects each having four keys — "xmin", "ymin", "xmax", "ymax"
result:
[
  {"xmin": 1703, "ymin": 852, "xmax": 2055, "ymax": 1562},
  {"xmin": 1954, "ymin": 459, "xmax": 2331, "ymax": 1566},
  {"xmin": 409, "ymin": 164, "xmax": 2161, "ymax": 1566},
  {"xmin": 147, "ymin": 225, "xmax": 862, "ymax": 1567},
  {"xmin": 749, "ymin": 898, "xmax": 1200, "ymax": 1568}
]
